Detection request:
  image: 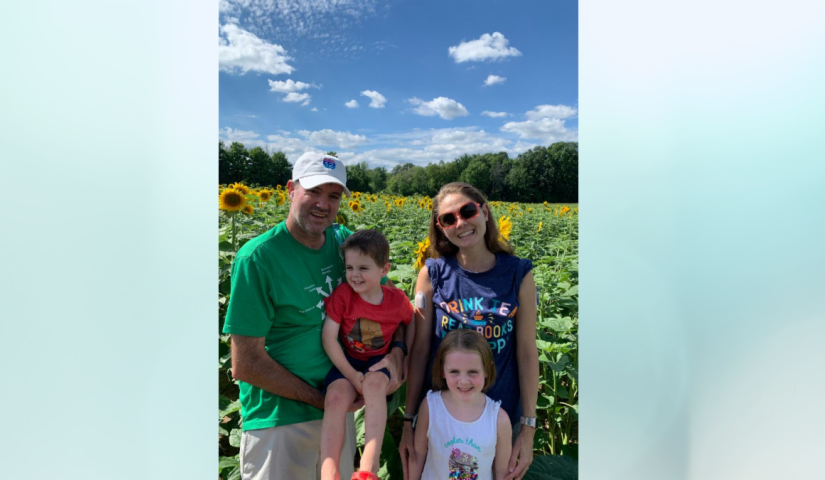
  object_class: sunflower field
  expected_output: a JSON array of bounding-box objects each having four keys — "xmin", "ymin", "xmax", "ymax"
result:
[{"xmin": 218, "ymin": 184, "xmax": 579, "ymax": 480}]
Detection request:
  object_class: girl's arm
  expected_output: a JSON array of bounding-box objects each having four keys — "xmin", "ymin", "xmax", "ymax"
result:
[
  {"xmin": 409, "ymin": 397, "xmax": 430, "ymax": 480},
  {"xmin": 494, "ymin": 407, "xmax": 514, "ymax": 479},
  {"xmin": 321, "ymin": 314, "xmax": 364, "ymax": 395},
  {"xmin": 399, "ymin": 267, "xmax": 434, "ymax": 479},
  {"xmin": 505, "ymin": 271, "xmax": 539, "ymax": 480}
]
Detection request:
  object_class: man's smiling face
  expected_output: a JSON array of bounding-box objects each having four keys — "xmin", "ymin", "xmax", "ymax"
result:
[{"xmin": 287, "ymin": 180, "xmax": 344, "ymax": 243}]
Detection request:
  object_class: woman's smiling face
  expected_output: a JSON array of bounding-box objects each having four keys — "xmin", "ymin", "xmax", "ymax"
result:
[{"xmin": 437, "ymin": 193, "xmax": 489, "ymax": 249}]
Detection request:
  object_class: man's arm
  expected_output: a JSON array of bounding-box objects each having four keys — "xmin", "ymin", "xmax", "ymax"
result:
[{"xmin": 230, "ymin": 334, "xmax": 325, "ymax": 410}]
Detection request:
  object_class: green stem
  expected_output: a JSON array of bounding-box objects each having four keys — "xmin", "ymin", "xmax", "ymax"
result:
[{"xmin": 231, "ymin": 214, "xmax": 237, "ymax": 251}]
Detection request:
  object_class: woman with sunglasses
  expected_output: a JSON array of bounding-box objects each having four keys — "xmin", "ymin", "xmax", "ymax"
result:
[{"xmin": 400, "ymin": 182, "xmax": 539, "ymax": 480}]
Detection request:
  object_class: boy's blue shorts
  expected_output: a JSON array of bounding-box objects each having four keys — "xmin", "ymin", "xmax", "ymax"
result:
[{"xmin": 324, "ymin": 351, "xmax": 391, "ymax": 392}]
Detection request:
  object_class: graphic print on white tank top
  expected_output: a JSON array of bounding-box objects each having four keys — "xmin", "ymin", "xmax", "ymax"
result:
[{"xmin": 422, "ymin": 390, "xmax": 500, "ymax": 480}]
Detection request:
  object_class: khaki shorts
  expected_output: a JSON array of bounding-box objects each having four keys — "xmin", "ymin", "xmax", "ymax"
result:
[{"xmin": 240, "ymin": 413, "xmax": 356, "ymax": 480}]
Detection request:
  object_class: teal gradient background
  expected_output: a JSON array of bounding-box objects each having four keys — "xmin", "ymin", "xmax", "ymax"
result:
[
  {"xmin": 0, "ymin": 1, "xmax": 217, "ymax": 478},
  {"xmin": 0, "ymin": 1, "xmax": 822, "ymax": 479},
  {"xmin": 581, "ymin": 1, "xmax": 824, "ymax": 479}
]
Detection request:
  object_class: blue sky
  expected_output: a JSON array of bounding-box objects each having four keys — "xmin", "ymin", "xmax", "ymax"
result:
[{"xmin": 219, "ymin": 0, "xmax": 578, "ymax": 169}]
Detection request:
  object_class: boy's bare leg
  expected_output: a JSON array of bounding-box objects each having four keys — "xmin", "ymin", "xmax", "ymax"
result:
[
  {"xmin": 321, "ymin": 379, "xmax": 357, "ymax": 480},
  {"xmin": 359, "ymin": 371, "xmax": 390, "ymax": 474}
]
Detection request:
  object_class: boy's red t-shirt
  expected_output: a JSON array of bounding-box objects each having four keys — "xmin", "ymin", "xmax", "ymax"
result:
[{"xmin": 324, "ymin": 283, "xmax": 414, "ymax": 360}]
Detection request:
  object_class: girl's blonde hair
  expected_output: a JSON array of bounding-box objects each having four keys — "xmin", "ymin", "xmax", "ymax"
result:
[
  {"xmin": 431, "ymin": 329, "xmax": 496, "ymax": 392},
  {"xmin": 427, "ymin": 182, "xmax": 514, "ymax": 258}
]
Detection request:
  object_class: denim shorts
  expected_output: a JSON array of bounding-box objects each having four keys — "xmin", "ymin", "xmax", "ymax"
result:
[{"xmin": 323, "ymin": 351, "xmax": 391, "ymax": 391}]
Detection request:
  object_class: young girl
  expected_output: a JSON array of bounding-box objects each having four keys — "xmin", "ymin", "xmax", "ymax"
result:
[{"xmin": 410, "ymin": 329, "xmax": 512, "ymax": 480}]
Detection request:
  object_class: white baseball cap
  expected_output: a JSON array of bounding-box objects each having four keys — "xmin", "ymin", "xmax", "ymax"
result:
[{"xmin": 291, "ymin": 152, "xmax": 350, "ymax": 197}]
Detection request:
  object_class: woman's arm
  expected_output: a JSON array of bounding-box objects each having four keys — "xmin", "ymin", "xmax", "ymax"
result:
[
  {"xmin": 494, "ymin": 407, "xmax": 514, "ymax": 479},
  {"xmin": 399, "ymin": 267, "xmax": 435, "ymax": 480},
  {"xmin": 403, "ymin": 313, "xmax": 416, "ymax": 381},
  {"xmin": 505, "ymin": 271, "xmax": 539, "ymax": 480},
  {"xmin": 409, "ymin": 397, "xmax": 430, "ymax": 480}
]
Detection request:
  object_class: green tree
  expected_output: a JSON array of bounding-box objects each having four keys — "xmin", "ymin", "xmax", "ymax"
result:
[
  {"xmin": 507, "ymin": 146, "xmax": 554, "ymax": 203},
  {"xmin": 346, "ymin": 162, "xmax": 371, "ymax": 193},
  {"xmin": 486, "ymin": 152, "xmax": 513, "ymax": 201},
  {"xmin": 269, "ymin": 151, "xmax": 292, "ymax": 187},
  {"xmin": 547, "ymin": 142, "xmax": 578, "ymax": 202},
  {"xmin": 368, "ymin": 166, "xmax": 388, "ymax": 193},
  {"xmin": 387, "ymin": 163, "xmax": 416, "ymax": 196},
  {"xmin": 459, "ymin": 155, "xmax": 492, "ymax": 197},
  {"xmin": 219, "ymin": 141, "xmax": 251, "ymax": 185}
]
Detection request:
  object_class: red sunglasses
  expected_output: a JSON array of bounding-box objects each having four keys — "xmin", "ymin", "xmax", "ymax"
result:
[{"xmin": 436, "ymin": 202, "xmax": 483, "ymax": 228}]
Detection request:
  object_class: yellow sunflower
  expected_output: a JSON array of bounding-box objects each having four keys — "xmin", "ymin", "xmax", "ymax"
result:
[
  {"xmin": 230, "ymin": 182, "xmax": 250, "ymax": 195},
  {"xmin": 349, "ymin": 200, "xmax": 362, "ymax": 212},
  {"xmin": 561, "ymin": 206, "xmax": 570, "ymax": 215},
  {"xmin": 276, "ymin": 185, "xmax": 283, "ymax": 191},
  {"xmin": 276, "ymin": 191, "xmax": 286, "ymax": 206},
  {"xmin": 414, "ymin": 237, "xmax": 431, "ymax": 271},
  {"xmin": 242, "ymin": 204, "xmax": 254, "ymax": 215},
  {"xmin": 537, "ymin": 222, "xmax": 543, "ymax": 233},
  {"xmin": 219, "ymin": 188, "xmax": 247, "ymax": 212},
  {"xmin": 498, "ymin": 215, "xmax": 513, "ymax": 241},
  {"xmin": 336, "ymin": 212, "xmax": 348, "ymax": 226},
  {"xmin": 426, "ymin": 200, "xmax": 433, "ymax": 211},
  {"xmin": 258, "ymin": 190, "xmax": 272, "ymax": 202}
]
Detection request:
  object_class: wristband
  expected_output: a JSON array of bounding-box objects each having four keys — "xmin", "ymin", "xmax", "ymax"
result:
[
  {"xmin": 390, "ymin": 341, "xmax": 408, "ymax": 356},
  {"xmin": 520, "ymin": 416, "xmax": 537, "ymax": 428},
  {"xmin": 403, "ymin": 413, "xmax": 416, "ymax": 422}
]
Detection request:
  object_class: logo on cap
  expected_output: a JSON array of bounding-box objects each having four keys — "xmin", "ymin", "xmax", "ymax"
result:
[{"xmin": 322, "ymin": 158, "xmax": 336, "ymax": 170}]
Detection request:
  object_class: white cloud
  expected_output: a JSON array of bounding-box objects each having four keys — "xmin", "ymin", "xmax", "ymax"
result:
[
  {"xmin": 345, "ymin": 99, "xmax": 359, "ymax": 108},
  {"xmin": 268, "ymin": 79, "xmax": 316, "ymax": 93},
  {"xmin": 484, "ymin": 75, "xmax": 506, "ymax": 86},
  {"xmin": 348, "ymin": 127, "xmax": 517, "ymax": 168},
  {"xmin": 501, "ymin": 117, "xmax": 578, "ymax": 144},
  {"xmin": 219, "ymin": 127, "xmax": 260, "ymax": 143},
  {"xmin": 525, "ymin": 104, "xmax": 577, "ymax": 120},
  {"xmin": 219, "ymin": 24, "xmax": 294, "ymax": 75},
  {"xmin": 448, "ymin": 32, "xmax": 522, "ymax": 63},
  {"xmin": 481, "ymin": 111, "xmax": 508, "ymax": 118},
  {"xmin": 408, "ymin": 97, "xmax": 469, "ymax": 120},
  {"xmin": 283, "ymin": 92, "xmax": 311, "ymax": 103},
  {"xmin": 311, "ymin": 107, "xmax": 318, "ymax": 112},
  {"xmin": 221, "ymin": 0, "xmax": 381, "ymax": 39},
  {"xmin": 360, "ymin": 90, "xmax": 387, "ymax": 108},
  {"xmin": 297, "ymin": 129, "xmax": 369, "ymax": 149}
]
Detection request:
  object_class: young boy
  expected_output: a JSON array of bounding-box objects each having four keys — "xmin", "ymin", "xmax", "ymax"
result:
[{"xmin": 320, "ymin": 229, "xmax": 415, "ymax": 480}]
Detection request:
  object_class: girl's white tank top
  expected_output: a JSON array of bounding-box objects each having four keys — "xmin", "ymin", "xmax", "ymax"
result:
[{"xmin": 422, "ymin": 390, "xmax": 500, "ymax": 480}]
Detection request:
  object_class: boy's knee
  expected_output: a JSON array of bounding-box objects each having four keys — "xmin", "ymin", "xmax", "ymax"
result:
[
  {"xmin": 363, "ymin": 372, "xmax": 389, "ymax": 391},
  {"xmin": 325, "ymin": 381, "xmax": 355, "ymax": 407}
]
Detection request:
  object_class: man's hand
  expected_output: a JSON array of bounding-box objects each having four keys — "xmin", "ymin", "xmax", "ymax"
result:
[
  {"xmin": 504, "ymin": 427, "xmax": 535, "ymax": 480},
  {"xmin": 369, "ymin": 347, "xmax": 404, "ymax": 393}
]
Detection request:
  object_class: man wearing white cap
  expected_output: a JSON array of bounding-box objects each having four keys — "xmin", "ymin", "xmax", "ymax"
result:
[{"xmin": 223, "ymin": 152, "xmax": 407, "ymax": 479}]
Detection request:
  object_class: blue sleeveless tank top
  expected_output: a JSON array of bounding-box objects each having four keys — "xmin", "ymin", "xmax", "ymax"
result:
[{"xmin": 423, "ymin": 253, "xmax": 533, "ymax": 425}]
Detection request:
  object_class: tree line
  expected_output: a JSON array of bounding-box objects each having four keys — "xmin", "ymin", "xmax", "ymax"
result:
[{"xmin": 219, "ymin": 141, "xmax": 578, "ymax": 203}]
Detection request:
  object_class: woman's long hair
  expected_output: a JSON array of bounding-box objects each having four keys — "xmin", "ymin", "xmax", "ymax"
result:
[{"xmin": 427, "ymin": 182, "xmax": 513, "ymax": 258}]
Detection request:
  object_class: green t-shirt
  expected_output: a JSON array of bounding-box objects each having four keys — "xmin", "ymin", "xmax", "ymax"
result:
[{"xmin": 223, "ymin": 221, "xmax": 353, "ymax": 431}]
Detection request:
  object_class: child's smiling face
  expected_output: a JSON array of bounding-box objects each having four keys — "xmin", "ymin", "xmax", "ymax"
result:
[
  {"xmin": 442, "ymin": 349, "xmax": 487, "ymax": 400},
  {"xmin": 344, "ymin": 249, "xmax": 388, "ymax": 297}
]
